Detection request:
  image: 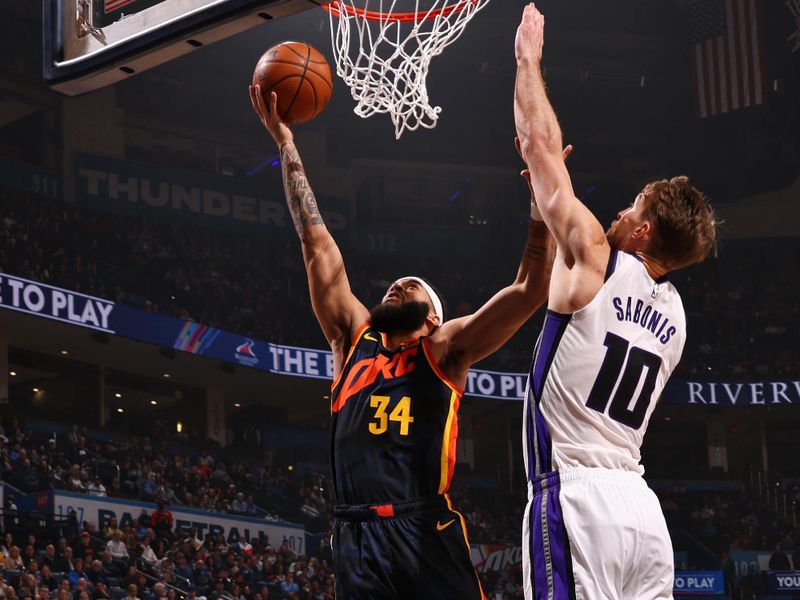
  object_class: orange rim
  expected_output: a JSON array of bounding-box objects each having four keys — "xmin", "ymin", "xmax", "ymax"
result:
[{"xmin": 323, "ymin": 0, "xmax": 476, "ymax": 23}]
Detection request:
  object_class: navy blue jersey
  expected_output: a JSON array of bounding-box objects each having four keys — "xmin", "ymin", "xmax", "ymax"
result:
[{"xmin": 330, "ymin": 323, "xmax": 463, "ymax": 504}]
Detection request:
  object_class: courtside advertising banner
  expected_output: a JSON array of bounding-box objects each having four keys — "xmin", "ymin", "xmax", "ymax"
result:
[
  {"xmin": 673, "ymin": 571, "xmax": 725, "ymax": 595},
  {"xmin": 768, "ymin": 571, "xmax": 800, "ymax": 594},
  {"xmin": 3, "ymin": 272, "xmax": 800, "ymax": 404},
  {"xmin": 470, "ymin": 544, "xmax": 522, "ymax": 574},
  {"xmin": 52, "ymin": 491, "xmax": 305, "ymax": 554},
  {"xmin": 0, "ymin": 274, "xmax": 116, "ymax": 332}
]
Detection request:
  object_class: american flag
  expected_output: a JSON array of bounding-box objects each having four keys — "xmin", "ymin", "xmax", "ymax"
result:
[{"xmin": 689, "ymin": 0, "xmax": 765, "ymax": 118}]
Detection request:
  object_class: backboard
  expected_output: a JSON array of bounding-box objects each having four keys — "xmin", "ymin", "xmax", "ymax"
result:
[{"xmin": 44, "ymin": 0, "xmax": 328, "ymax": 95}]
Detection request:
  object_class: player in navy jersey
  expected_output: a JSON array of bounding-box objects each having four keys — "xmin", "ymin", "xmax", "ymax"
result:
[
  {"xmin": 249, "ymin": 85, "xmax": 562, "ymax": 599},
  {"xmin": 513, "ymin": 5, "xmax": 718, "ymax": 600}
]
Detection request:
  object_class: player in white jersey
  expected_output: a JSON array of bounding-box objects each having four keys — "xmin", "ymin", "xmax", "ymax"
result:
[{"xmin": 513, "ymin": 4, "xmax": 718, "ymax": 600}]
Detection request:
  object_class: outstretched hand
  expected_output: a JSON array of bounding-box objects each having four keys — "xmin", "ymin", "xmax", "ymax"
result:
[
  {"xmin": 248, "ymin": 84, "xmax": 293, "ymax": 147},
  {"xmin": 516, "ymin": 138, "xmax": 573, "ymax": 201},
  {"xmin": 515, "ymin": 3, "xmax": 545, "ymax": 65}
]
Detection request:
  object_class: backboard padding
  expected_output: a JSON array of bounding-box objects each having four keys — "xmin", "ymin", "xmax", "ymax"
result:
[{"xmin": 44, "ymin": 0, "xmax": 327, "ymax": 95}]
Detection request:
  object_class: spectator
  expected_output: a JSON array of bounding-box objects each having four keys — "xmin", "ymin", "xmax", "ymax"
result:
[
  {"xmin": 39, "ymin": 566, "xmax": 57, "ymax": 591},
  {"xmin": 6, "ymin": 546, "xmax": 24, "ymax": 569},
  {"xmin": 279, "ymin": 573, "xmax": 299, "ymax": 596},
  {"xmin": 244, "ymin": 496, "xmax": 258, "ymax": 515},
  {"xmin": 91, "ymin": 582, "xmax": 109, "ymax": 600},
  {"xmin": 769, "ymin": 543, "xmax": 792, "ymax": 570},
  {"xmin": 151, "ymin": 504, "xmax": 173, "ymax": 540},
  {"xmin": 173, "ymin": 557, "xmax": 193, "ymax": 588},
  {"xmin": 137, "ymin": 510, "xmax": 151, "ymax": 531},
  {"xmin": 98, "ymin": 552, "xmax": 120, "ymax": 579},
  {"xmin": 0, "ymin": 533, "xmax": 15, "ymax": 559},
  {"xmin": 207, "ymin": 581, "xmax": 226, "ymax": 600},
  {"xmin": 139, "ymin": 538, "xmax": 158, "ymax": 566},
  {"xmin": 124, "ymin": 585, "xmax": 139, "ymax": 600},
  {"xmin": 17, "ymin": 575, "xmax": 36, "ymax": 600},
  {"xmin": 42, "ymin": 545, "xmax": 57, "ymax": 570},
  {"xmin": 86, "ymin": 561, "xmax": 107, "ymax": 587},
  {"xmin": 74, "ymin": 534, "xmax": 93, "ymax": 561},
  {"xmin": 192, "ymin": 561, "xmax": 211, "ymax": 590},
  {"xmin": 231, "ymin": 493, "xmax": 247, "ymax": 514},
  {"xmin": 102, "ymin": 517, "xmax": 120, "ymax": 540},
  {"xmin": 146, "ymin": 583, "xmax": 166, "ymax": 600},
  {"xmin": 53, "ymin": 546, "xmax": 74, "ymax": 573},
  {"xmin": 86, "ymin": 478, "xmax": 106, "ymax": 497},
  {"xmin": 68, "ymin": 560, "xmax": 89, "ymax": 587},
  {"xmin": 106, "ymin": 532, "xmax": 128, "ymax": 560},
  {"xmin": 72, "ymin": 578, "xmax": 90, "ymax": 600}
]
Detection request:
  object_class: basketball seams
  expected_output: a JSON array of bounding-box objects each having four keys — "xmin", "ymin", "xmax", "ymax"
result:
[
  {"xmin": 258, "ymin": 73, "xmax": 304, "ymax": 95},
  {"xmin": 306, "ymin": 78, "xmax": 318, "ymax": 117},
  {"xmin": 281, "ymin": 41, "xmax": 327, "ymax": 65},
  {"xmin": 253, "ymin": 41, "xmax": 332, "ymax": 124},
  {"xmin": 283, "ymin": 44, "xmax": 311, "ymax": 123},
  {"xmin": 304, "ymin": 67, "xmax": 333, "ymax": 91},
  {"xmin": 281, "ymin": 42, "xmax": 308, "ymax": 60}
]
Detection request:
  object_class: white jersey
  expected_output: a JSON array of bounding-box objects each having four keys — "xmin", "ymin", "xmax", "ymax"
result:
[{"xmin": 523, "ymin": 250, "xmax": 686, "ymax": 478}]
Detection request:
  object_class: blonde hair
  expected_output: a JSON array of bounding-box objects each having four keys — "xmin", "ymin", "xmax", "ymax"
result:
[{"xmin": 641, "ymin": 176, "xmax": 718, "ymax": 270}]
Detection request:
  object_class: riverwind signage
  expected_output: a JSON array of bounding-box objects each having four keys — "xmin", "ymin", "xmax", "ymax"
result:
[
  {"xmin": 2, "ymin": 272, "xmax": 797, "ymax": 405},
  {"xmin": 662, "ymin": 380, "xmax": 800, "ymax": 406},
  {"xmin": 52, "ymin": 491, "xmax": 305, "ymax": 554},
  {"xmin": 74, "ymin": 153, "xmax": 349, "ymax": 233}
]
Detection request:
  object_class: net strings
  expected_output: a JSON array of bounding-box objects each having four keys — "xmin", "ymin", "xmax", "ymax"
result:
[{"xmin": 328, "ymin": 0, "xmax": 491, "ymax": 138}]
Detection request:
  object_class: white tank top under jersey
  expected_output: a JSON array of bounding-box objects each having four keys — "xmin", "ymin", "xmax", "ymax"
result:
[{"xmin": 524, "ymin": 250, "xmax": 687, "ymax": 478}]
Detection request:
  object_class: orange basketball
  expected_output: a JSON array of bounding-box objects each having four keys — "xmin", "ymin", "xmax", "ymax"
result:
[{"xmin": 252, "ymin": 41, "xmax": 333, "ymax": 125}]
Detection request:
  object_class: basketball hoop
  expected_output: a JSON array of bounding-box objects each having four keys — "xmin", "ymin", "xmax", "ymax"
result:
[{"xmin": 324, "ymin": 0, "xmax": 491, "ymax": 139}]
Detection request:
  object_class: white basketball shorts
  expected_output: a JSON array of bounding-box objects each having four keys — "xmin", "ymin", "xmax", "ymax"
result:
[{"xmin": 522, "ymin": 467, "xmax": 674, "ymax": 600}]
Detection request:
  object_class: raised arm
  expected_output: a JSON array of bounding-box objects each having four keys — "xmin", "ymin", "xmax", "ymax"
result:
[
  {"xmin": 437, "ymin": 214, "xmax": 555, "ymax": 370},
  {"xmin": 513, "ymin": 3, "xmax": 609, "ymax": 311},
  {"xmin": 249, "ymin": 86, "xmax": 368, "ymax": 358}
]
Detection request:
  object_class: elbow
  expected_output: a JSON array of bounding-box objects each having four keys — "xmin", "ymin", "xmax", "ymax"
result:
[{"xmin": 520, "ymin": 136, "xmax": 560, "ymax": 164}]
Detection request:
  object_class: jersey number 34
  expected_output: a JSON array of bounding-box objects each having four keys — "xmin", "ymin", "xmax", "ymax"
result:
[{"xmin": 369, "ymin": 395, "xmax": 414, "ymax": 436}]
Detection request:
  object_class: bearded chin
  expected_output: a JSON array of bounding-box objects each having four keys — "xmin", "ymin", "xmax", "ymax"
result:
[{"xmin": 369, "ymin": 301, "xmax": 430, "ymax": 334}]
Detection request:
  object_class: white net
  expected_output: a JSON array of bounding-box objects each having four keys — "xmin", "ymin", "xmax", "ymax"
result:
[{"xmin": 327, "ymin": 0, "xmax": 491, "ymax": 139}]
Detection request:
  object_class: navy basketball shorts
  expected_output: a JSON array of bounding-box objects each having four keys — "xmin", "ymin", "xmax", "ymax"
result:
[{"xmin": 332, "ymin": 495, "xmax": 486, "ymax": 600}]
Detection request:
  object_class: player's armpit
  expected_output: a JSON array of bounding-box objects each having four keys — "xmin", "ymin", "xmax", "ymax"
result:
[{"xmin": 436, "ymin": 281, "xmax": 550, "ymax": 372}]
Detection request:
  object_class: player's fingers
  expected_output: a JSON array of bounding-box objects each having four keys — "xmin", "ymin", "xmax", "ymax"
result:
[
  {"xmin": 253, "ymin": 85, "xmax": 268, "ymax": 119},
  {"xmin": 520, "ymin": 169, "xmax": 535, "ymax": 195},
  {"xmin": 269, "ymin": 92, "xmax": 279, "ymax": 119},
  {"xmin": 248, "ymin": 86, "xmax": 259, "ymax": 116},
  {"xmin": 562, "ymin": 144, "xmax": 573, "ymax": 161}
]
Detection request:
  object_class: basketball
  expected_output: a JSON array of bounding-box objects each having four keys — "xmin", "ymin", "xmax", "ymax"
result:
[{"xmin": 252, "ymin": 41, "xmax": 333, "ymax": 125}]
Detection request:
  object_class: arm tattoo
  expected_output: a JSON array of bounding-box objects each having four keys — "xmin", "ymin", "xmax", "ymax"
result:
[
  {"xmin": 280, "ymin": 142, "xmax": 325, "ymax": 236},
  {"xmin": 522, "ymin": 222, "xmax": 555, "ymax": 277}
]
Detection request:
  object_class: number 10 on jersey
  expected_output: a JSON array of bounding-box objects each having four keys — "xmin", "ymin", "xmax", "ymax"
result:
[
  {"xmin": 369, "ymin": 395, "xmax": 414, "ymax": 436},
  {"xmin": 585, "ymin": 332, "xmax": 663, "ymax": 429}
]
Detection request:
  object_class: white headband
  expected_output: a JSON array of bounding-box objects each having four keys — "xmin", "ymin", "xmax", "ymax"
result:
[{"xmin": 397, "ymin": 276, "xmax": 444, "ymax": 323}]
